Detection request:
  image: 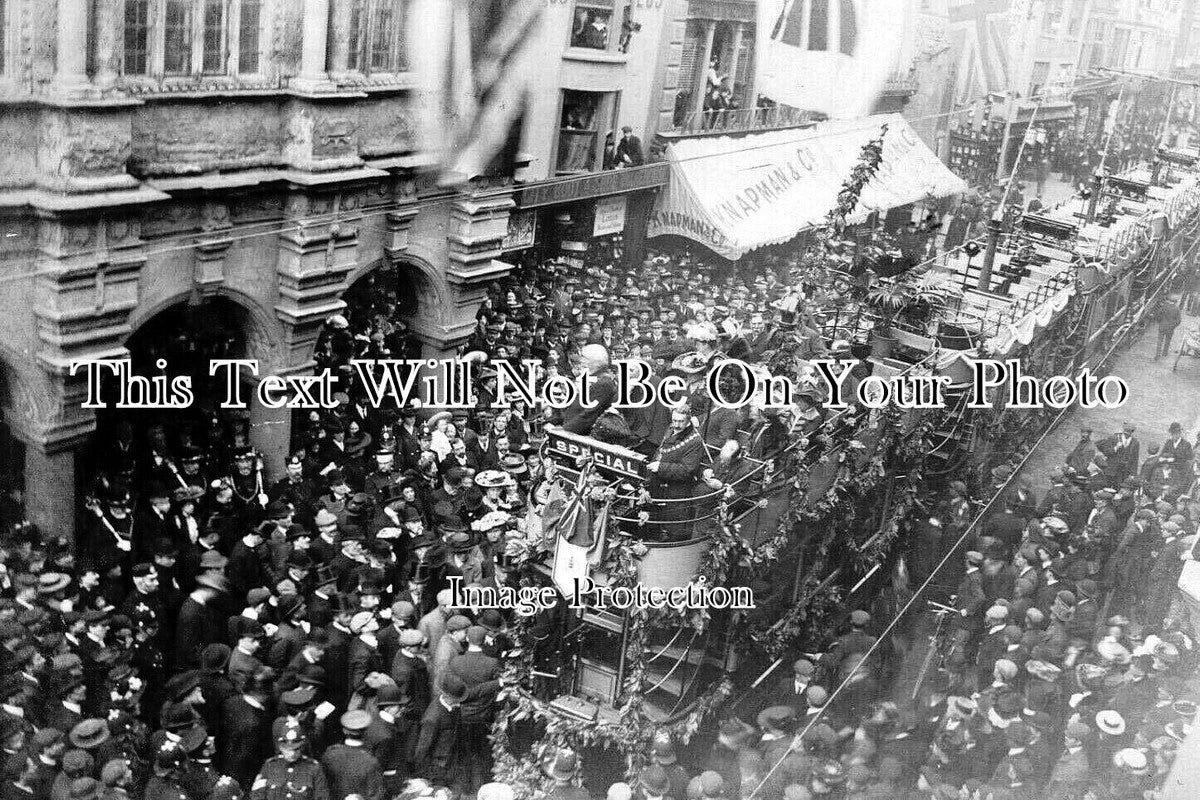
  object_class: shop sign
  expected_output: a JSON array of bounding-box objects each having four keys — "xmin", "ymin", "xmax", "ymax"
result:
[
  {"xmin": 516, "ymin": 162, "xmax": 668, "ymax": 208},
  {"xmin": 502, "ymin": 209, "xmax": 537, "ymax": 251},
  {"xmin": 593, "ymin": 196, "xmax": 627, "ymax": 236}
]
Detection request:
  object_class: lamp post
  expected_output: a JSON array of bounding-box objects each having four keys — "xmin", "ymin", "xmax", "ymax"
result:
[
  {"xmin": 977, "ymin": 212, "xmax": 1004, "ymax": 292},
  {"xmin": 1085, "ymin": 169, "xmax": 1104, "ymax": 224}
]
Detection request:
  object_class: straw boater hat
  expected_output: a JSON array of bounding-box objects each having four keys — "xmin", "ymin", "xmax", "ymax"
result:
[{"xmin": 1095, "ymin": 710, "xmax": 1126, "ymax": 736}]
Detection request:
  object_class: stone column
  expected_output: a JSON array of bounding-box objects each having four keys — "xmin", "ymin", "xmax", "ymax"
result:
[
  {"xmin": 248, "ymin": 396, "xmax": 292, "ymax": 482},
  {"xmin": 24, "ymin": 447, "xmax": 77, "ymax": 545},
  {"xmin": 56, "ymin": 0, "xmax": 92, "ymax": 95},
  {"xmin": 274, "ymin": 192, "xmax": 359, "ymax": 368},
  {"xmin": 727, "ymin": 23, "xmax": 744, "ymax": 109},
  {"xmin": 437, "ymin": 185, "xmax": 516, "ymax": 350},
  {"xmin": 328, "ymin": 0, "xmax": 354, "ymax": 78},
  {"xmin": 691, "ymin": 21, "xmax": 717, "ymax": 127},
  {"xmin": 93, "ymin": 0, "xmax": 123, "ymax": 90},
  {"xmin": 294, "ymin": 0, "xmax": 335, "ymax": 91}
]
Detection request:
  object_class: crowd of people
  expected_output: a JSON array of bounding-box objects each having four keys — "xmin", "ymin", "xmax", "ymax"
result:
[
  {"xmin": 0, "ymin": 247, "xmax": 865, "ymax": 800},
  {"xmin": 673, "ymin": 421, "xmax": 1200, "ymax": 800},
  {"xmin": 0, "ymin": 204, "xmax": 1196, "ymax": 800}
]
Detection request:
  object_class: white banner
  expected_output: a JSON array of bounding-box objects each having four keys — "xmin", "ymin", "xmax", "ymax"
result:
[
  {"xmin": 647, "ymin": 114, "xmax": 965, "ymax": 260},
  {"xmin": 755, "ymin": 0, "xmax": 906, "ymax": 119},
  {"xmin": 593, "ymin": 196, "xmax": 628, "ymax": 237}
]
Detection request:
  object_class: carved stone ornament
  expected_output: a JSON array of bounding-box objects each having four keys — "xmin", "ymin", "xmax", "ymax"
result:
[
  {"xmin": 311, "ymin": 116, "xmax": 358, "ymax": 158},
  {"xmin": 41, "ymin": 114, "xmax": 132, "ymax": 179}
]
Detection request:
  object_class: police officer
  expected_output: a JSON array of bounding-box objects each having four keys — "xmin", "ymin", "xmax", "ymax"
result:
[{"xmin": 250, "ymin": 723, "xmax": 330, "ymax": 800}]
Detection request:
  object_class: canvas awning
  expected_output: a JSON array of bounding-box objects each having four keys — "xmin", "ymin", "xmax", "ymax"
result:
[{"xmin": 647, "ymin": 114, "xmax": 966, "ymax": 260}]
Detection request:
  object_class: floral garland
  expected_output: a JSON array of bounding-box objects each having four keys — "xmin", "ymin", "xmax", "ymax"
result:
[
  {"xmin": 490, "ymin": 124, "xmax": 915, "ymax": 791},
  {"xmin": 749, "ymin": 405, "xmax": 936, "ymax": 656},
  {"xmin": 824, "ymin": 126, "xmax": 889, "ymax": 235}
]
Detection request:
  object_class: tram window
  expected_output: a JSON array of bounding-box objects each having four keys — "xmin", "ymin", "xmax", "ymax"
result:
[{"xmin": 577, "ymin": 622, "xmax": 622, "ymax": 664}]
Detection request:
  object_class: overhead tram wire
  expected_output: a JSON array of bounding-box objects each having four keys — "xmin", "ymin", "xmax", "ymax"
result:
[
  {"xmin": 739, "ymin": 272, "xmax": 1184, "ymax": 800},
  {"xmin": 0, "ymin": 93, "xmax": 1022, "ymax": 282}
]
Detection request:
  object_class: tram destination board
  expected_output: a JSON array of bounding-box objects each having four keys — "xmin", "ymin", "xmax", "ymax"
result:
[{"xmin": 544, "ymin": 426, "xmax": 647, "ymax": 480}]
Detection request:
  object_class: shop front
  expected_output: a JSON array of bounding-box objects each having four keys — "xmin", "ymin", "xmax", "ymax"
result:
[
  {"xmin": 503, "ymin": 164, "xmax": 670, "ymax": 269},
  {"xmin": 647, "ymin": 113, "xmax": 965, "ymax": 260}
]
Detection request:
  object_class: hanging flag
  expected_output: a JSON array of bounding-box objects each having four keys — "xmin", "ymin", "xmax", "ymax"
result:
[
  {"xmin": 408, "ymin": 0, "xmax": 543, "ymax": 183},
  {"xmin": 551, "ymin": 466, "xmax": 596, "ymax": 597},
  {"xmin": 755, "ymin": 0, "xmax": 906, "ymax": 119}
]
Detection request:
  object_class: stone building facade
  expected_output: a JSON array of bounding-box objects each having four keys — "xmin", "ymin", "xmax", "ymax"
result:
[{"xmin": 0, "ymin": 0, "xmax": 525, "ymax": 542}]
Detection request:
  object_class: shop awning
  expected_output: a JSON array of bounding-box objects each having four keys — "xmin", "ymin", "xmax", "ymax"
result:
[{"xmin": 647, "ymin": 114, "xmax": 966, "ymax": 260}]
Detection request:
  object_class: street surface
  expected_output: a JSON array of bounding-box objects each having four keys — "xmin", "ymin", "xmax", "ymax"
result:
[{"xmin": 882, "ymin": 295, "xmax": 1200, "ymax": 708}]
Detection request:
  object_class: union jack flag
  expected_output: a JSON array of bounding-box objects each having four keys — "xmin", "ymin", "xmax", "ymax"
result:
[
  {"xmin": 409, "ymin": 0, "xmax": 543, "ymax": 183},
  {"xmin": 948, "ymin": 0, "xmax": 1013, "ymax": 98}
]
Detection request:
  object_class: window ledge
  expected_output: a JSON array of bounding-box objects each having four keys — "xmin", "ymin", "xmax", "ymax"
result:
[
  {"xmin": 562, "ymin": 49, "xmax": 629, "ymax": 65},
  {"xmin": 118, "ymin": 76, "xmax": 287, "ymax": 98},
  {"xmin": 334, "ymin": 72, "xmax": 418, "ymax": 92}
]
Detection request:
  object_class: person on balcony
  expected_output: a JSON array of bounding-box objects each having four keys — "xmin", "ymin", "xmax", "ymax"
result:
[{"xmin": 616, "ymin": 127, "xmax": 644, "ymax": 168}]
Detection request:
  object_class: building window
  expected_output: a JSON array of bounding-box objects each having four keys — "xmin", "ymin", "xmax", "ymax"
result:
[
  {"xmin": 125, "ymin": 0, "xmax": 151, "ymax": 74},
  {"xmin": 201, "ymin": 0, "xmax": 227, "ymax": 73},
  {"xmin": 557, "ymin": 90, "xmax": 617, "ymax": 173},
  {"xmin": 348, "ymin": 0, "xmax": 409, "ymax": 73},
  {"xmin": 121, "ymin": 0, "xmax": 265, "ymax": 78},
  {"xmin": 571, "ymin": 0, "xmax": 613, "ymax": 49},
  {"xmin": 238, "ymin": 0, "xmax": 262, "ymax": 73},
  {"xmin": 163, "ymin": 0, "xmax": 193, "ymax": 74},
  {"xmin": 809, "ymin": 0, "xmax": 829, "ymax": 51}
]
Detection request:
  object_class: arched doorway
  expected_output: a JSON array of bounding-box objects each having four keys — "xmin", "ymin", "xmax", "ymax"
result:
[
  {"xmin": 81, "ymin": 295, "xmax": 256, "ymax": 503},
  {"xmin": 0, "ymin": 365, "xmax": 27, "ymax": 530},
  {"xmin": 295, "ymin": 261, "xmax": 425, "ymax": 461}
]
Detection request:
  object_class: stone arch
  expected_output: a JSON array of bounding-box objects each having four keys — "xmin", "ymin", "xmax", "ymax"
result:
[
  {"xmin": 126, "ymin": 287, "xmax": 286, "ymax": 373},
  {"xmin": 345, "ymin": 252, "xmax": 448, "ymax": 322}
]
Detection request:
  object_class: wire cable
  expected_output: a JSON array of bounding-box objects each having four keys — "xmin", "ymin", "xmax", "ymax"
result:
[
  {"xmin": 0, "ymin": 96, "xmax": 1009, "ymax": 275},
  {"xmin": 740, "ymin": 256, "xmax": 1185, "ymax": 799}
]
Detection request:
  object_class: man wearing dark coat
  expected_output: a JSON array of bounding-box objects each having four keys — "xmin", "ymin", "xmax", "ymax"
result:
[
  {"xmin": 197, "ymin": 644, "xmax": 236, "ymax": 740},
  {"xmin": 647, "ymin": 409, "xmax": 705, "ymax": 541},
  {"xmin": 1096, "ymin": 423, "xmax": 1140, "ymax": 486},
  {"xmin": 319, "ymin": 711, "xmax": 383, "ymax": 800},
  {"xmin": 413, "ymin": 674, "xmax": 466, "ymax": 789},
  {"xmin": 389, "ymin": 630, "xmax": 430, "ymax": 714},
  {"xmin": 175, "ymin": 583, "xmax": 226, "ymax": 669},
  {"xmin": 1159, "ymin": 422, "xmax": 1194, "ymax": 468},
  {"xmin": 227, "ymin": 525, "xmax": 270, "ymax": 602},
  {"xmin": 446, "ymin": 627, "xmax": 501, "ymax": 790},
  {"xmin": 218, "ymin": 675, "xmax": 274, "ymax": 787},
  {"xmin": 361, "ymin": 687, "xmax": 414, "ymax": 795},
  {"xmin": 553, "ymin": 345, "xmax": 617, "ymax": 435},
  {"xmin": 320, "ymin": 598, "xmax": 357, "ymax": 716}
]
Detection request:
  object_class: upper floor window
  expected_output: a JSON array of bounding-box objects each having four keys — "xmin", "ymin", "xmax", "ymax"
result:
[
  {"xmin": 347, "ymin": 0, "xmax": 409, "ymax": 73},
  {"xmin": 123, "ymin": 0, "xmax": 264, "ymax": 78},
  {"xmin": 571, "ymin": 0, "xmax": 613, "ymax": 50}
]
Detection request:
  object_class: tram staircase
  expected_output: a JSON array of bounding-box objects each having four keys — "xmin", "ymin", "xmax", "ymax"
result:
[{"xmin": 641, "ymin": 622, "xmax": 723, "ymax": 721}]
